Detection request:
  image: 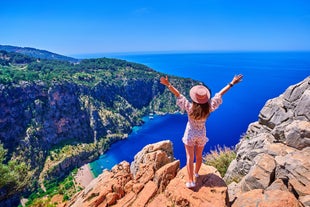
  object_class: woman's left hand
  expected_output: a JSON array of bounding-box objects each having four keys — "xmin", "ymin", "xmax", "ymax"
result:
[{"xmin": 231, "ymin": 74, "xmax": 243, "ymax": 85}]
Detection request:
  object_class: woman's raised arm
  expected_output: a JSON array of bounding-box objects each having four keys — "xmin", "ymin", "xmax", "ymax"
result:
[{"xmin": 218, "ymin": 74, "xmax": 243, "ymax": 96}]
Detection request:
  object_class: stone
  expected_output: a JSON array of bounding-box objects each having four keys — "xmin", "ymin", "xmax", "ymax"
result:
[
  {"xmin": 232, "ymin": 189, "xmax": 300, "ymax": 207},
  {"xmin": 68, "ymin": 161, "xmax": 131, "ymax": 207},
  {"xmin": 165, "ymin": 164, "xmax": 228, "ymax": 207},
  {"xmin": 224, "ymin": 133, "xmax": 276, "ymax": 182},
  {"xmin": 266, "ymin": 178, "xmax": 288, "ymax": 191},
  {"xmin": 130, "ymin": 181, "xmax": 158, "ymax": 207},
  {"xmin": 240, "ymin": 153, "xmax": 276, "ymax": 192},
  {"xmin": 295, "ymin": 88, "xmax": 310, "ymax": 120},
  {"xmin": 227, "ymin": 181, "xmax": 241, "ymax": 204},
  {"xmin": 259, "ymin": 97, "xmax": 290, "ymax": 129},
  {"xmin": 147, "ymin": 194, "xmax": 171, "ymax": 207},
  {"xmin": 284, "ymin": 120, "xmax": 310, "ymax": 149},
  {"xmin": 299, "ymin": 195, "xmax": 310, "ymax": 207},
  {"xmin": 130, "ymin": 140, "xmax": 174, "ymax": 177},
  {"xmin": 153, "ymin": 160, "xmax": 180, "ymax": 192},
  {"xmin": 275, "ymin": 147, "xmax": 310, "ymax": 197}
]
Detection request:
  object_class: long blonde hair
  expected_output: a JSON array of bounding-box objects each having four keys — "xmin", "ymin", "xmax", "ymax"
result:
[{"xmin": 189, "ymin": 102, "xmax": 210, "ymax": 120}]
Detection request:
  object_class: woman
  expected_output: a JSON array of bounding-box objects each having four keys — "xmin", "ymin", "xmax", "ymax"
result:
[{"xmin": 160, "ymin": 74, "xmax": 243, "ymax": 188}]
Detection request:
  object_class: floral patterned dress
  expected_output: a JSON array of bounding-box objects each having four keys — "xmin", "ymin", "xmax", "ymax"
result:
[{"xmin": 176, "ymin": 93, "xmax": 223, "ymax": 147}]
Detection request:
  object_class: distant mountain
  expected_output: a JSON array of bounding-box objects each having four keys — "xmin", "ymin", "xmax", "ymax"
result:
[{"xmin": 0, "ymin": 45, "xmax": 79, "ymax": 63}]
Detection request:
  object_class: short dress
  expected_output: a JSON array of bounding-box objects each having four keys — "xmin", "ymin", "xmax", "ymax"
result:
[{"xmin": 176, "ymin": 93, "xmax": 223, "ymax": 147}]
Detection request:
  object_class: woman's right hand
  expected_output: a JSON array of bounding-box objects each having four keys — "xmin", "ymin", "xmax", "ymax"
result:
[{"xmin": 160, "ymin": 76, "xmax": 170, "ymax": 86}]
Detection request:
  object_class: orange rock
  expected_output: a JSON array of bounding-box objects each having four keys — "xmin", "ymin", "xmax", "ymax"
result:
[{"xmin": 165, "ymin": 165, "xmax": 228, "ymax": 207}]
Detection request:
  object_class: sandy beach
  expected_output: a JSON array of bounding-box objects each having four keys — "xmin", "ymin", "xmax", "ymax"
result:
[{"xmin": 74, "ymin": 164, "xmax": 95, "ymax": 188}]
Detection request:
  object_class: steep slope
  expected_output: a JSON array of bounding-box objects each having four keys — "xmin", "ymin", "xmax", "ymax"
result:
[
  {"xmin": 224, "ymin": 76, "xmax": 310, "ymax": 207},
  {"xmin": 0, "ymin": 49, "xmax": 198, "ymax": 206}
]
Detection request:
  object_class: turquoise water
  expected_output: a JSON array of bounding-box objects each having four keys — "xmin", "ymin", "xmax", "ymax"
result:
[{"xmin": 89, "ymin": 52, "xmax": 310, "ymax": 177}]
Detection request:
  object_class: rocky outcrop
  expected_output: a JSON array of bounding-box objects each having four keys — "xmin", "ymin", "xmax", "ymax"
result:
[
  {"xmin": 224, "ymin": 76, "xmax": 310, "ymax": 207},
  {"xmin": 66, "ymin": 140, "xmax": 229, "ymax": 207}
]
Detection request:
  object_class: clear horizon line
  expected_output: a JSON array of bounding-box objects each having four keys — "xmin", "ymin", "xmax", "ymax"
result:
[{"xmin": 70, "ymin": 49, "xmax": 310, "ymax": 59}]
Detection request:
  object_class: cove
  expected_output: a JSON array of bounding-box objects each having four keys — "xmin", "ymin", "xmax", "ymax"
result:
[
  {"xmin": 89, "ymin": 112, "xmax": 242, "ymax": 177},
  {"xmin": 90, "ymin": 114, "xmax": 188, "ymax": 177}
]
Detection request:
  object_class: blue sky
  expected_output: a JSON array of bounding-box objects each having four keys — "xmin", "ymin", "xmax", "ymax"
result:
[{"xmin": 1, "ymin": 0, "xmax": 309, "ymax": 56}]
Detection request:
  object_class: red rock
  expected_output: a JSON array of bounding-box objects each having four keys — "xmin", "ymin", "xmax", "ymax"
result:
[
  {"xmin": 165, "ymin": 165, "xmax": 228, "ymax": 207},
  {"xmin": 131, "ymin": 181, "xmax": 158, "ymax": 207}
]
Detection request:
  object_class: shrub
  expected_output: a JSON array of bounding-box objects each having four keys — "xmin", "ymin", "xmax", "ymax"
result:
[{"xmin": 203, "ymin": 145, "xmax": 236, "ymax": 177}]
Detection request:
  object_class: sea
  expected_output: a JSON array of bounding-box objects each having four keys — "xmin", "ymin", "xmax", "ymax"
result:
[{"xmin": 78, "ymin": 52, "xmax": 310, "ymax": 177}]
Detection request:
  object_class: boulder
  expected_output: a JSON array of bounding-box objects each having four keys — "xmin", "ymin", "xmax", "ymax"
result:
[
  {"xmin": 240, "ymin": 154, "xmax": 276, "ymax": 192},
  {"xmin": 164, "ymin": 165, "xmax": 228, "ymax": 207},
  {"xmin": 275, "ymin": 147, "xmax": 310, "ymax": 197},
  {"xmin": 284, "ymin": 120, "xmax": 310, "ymax": 149},
  {"xmin": 130, "ymin": 140, "xmax": 174, "ymax": 177},
  {"xmin": 232, "ymin": 189, "xmax": 300, "ymax": 207}
]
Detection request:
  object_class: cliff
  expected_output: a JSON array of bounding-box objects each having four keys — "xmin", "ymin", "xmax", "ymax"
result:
[
  {"xmin": 224, "ymin": 76, "xmax": 310, "ymax": 207},
  {"xmin": 0, "ymin": 49, "xmax": 198, "ymax": 206},
  {"xmin": 64, "ymin": 76, "xmax": 309, "ymax": 207}
]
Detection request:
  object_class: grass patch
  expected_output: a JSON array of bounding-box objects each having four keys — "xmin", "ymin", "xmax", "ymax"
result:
[{"xmin": 203, "ymin": 145, "xmax": 236, "ymax": 177}]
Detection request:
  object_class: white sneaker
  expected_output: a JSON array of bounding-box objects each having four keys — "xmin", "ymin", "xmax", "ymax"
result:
[{"xmin": 186, "ymin": 182, "xmax": 196, "ymax": 188}]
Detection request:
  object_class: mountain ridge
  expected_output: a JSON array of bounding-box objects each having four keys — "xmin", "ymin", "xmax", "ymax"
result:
[{"xmin": 0, "ymin": 45, "xmax": 79, "ymax": 63}]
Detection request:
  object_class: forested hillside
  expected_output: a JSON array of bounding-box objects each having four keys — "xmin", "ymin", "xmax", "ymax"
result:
[
  {"xmin": 0, "ymin": 45, "xmax": 78, "ymax": 63},
  {"xmin": 0, "ymin": 49, "xmax": 198, "ymax": 206}
]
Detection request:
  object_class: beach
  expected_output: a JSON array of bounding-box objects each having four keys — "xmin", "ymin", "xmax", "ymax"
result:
[{"xmin": 74, "ymin": 164, "xmax": 94, "ymax": 188}]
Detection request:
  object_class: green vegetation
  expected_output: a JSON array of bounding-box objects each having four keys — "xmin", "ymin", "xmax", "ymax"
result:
[
  {"xmin": 25, "ymin": 169, "xmax": 80, "ymax": 207},
  {"xmin": 0, "ymin": 143, "xmax": 30, "ymax": 190},
  {"xmin": 203, "ymin": 145, "xmax": 236, "ymax": 177},
  {"xmin": 47, "ymin": 137, "xmax": 111, "ymax": 164},
  {"xmin": 0, "ymin": 50, "xmax": 156, "ymax": 87},
  {"xmin": 26, "ymin": 137, "xmax": 113, "ymax": 206}
]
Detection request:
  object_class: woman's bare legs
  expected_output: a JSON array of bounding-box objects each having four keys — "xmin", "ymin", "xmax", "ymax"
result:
[
  {"xmin": 195, "ymin": 145, "xmax": 204, "ymax": 175},
  {"xmin": 184, "ymin": 144, "xmax": 195, "ymax": 183}
]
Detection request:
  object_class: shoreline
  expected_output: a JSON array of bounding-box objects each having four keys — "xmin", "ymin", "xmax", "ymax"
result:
[{"xmin": 74, "ymin": 163, "xmax": 95, "ymax": 188}]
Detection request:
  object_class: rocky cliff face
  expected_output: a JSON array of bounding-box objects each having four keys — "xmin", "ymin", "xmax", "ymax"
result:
[
  {"xmin": 65, "ymin": 76, "xmax": 309, "ymax": 207},
  {"xmin": 224, "ymin": 76, "xmax": 310, "ymax": 207}
]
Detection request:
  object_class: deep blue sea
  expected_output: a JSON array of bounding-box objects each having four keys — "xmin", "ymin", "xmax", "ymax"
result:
[{"xmin": 87, "ymin": 52, "xmax": 310, "ymax": 177}]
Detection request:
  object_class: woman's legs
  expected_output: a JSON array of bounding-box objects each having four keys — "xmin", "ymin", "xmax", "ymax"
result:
[
  {"xmin": 184, "ymin": 144, "xmax": 195, "ymax": 183},
  {"xmin": 194, "ymin": 145, "xmax": 204, "ymax": 175}
]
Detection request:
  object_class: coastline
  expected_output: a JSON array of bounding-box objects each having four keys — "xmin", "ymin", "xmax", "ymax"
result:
[{"xmin": 74, "ymin": 164, "xmax": 95, "ymax": 188}]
